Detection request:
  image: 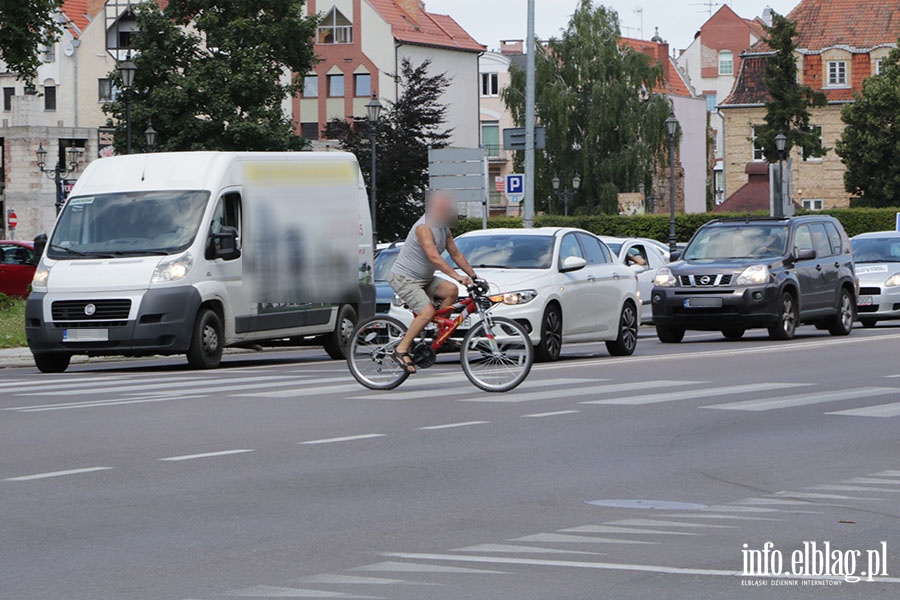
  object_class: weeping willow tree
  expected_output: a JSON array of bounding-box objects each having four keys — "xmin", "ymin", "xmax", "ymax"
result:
[{"xmin": 503, "ymin": 0, "xmax": 672, "ymax": 214}]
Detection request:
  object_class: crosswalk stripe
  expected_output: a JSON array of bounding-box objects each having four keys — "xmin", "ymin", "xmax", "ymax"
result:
[
  {"xmin": 298, "ymin": 574, "xmax": 413, "ymax": 586},
  {"xmin": 737, "ymin": 498, "xmax": 830, "ymax": 507},
  {"xmin": 457, "ymin": 380, "xmax": 703, "ymax": 403},
  {"xmin": 453, "ymin": 543, "xmax": 601, "ymax": 555},
  {"xmin": 349, "ymin": 378, "xmax": 603, "ymax": 401},
  {"xmin": 812, "ymin": 485, "xmax": 900, "ymax": 494},
  {"xmin": 14, "ymin": 375, "xmax": 301, "ymax": 398},
  {"xmin": 843, "ymin": 477, "xmax": 900, "ymax": 485},
  {"xmin": 871, "ymin": 470, "xmax": 900, "ymax": 478},
  {"xmin": 827, "ymin": 402, "xmax": 900, "ymax": 418},
  {"xmin": 354, "ymin": 561, "xmax": 508, "ymax": 575},
  {"xmin": 582, "ymin": 382, "xmax": 810, "ymax": 405},
  {"xmin": 12, "ymin": 394, "xmax": 209, "ymax": 413},
  {"xmin": 703, "ymin": 387, "xmax": 900, "ymax": 411},
  {"xmin": 560, "ymin": 525, "xmax": 701, "ymax": 536},
  {"xmin": 511, "ymin": 533, "xmax": 655, "ymax": 545},
  {"xmin": 0, "ymin": 375, "xmax": 134, "ymax": 391},
  {"xmin": 226, "ymin": 585, "xmax": 382, "ymax": 598},
  {"xmin": 662, "ymin": 513, "xmax": 782, "ymax": 521},
  {"xmin": 250, "ymin": 373, "xmax": 468, "ymax": 399},
  {"xmin": 608, "ymin": 519, "xmax": 735, "ymax": 529},
  {"xmin": 773, "ymin": 492, "xmax": 885, "ymax": 501}
]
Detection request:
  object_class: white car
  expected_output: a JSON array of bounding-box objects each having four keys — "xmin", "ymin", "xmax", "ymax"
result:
[
  {"xmin": 851, "ymin": 231, "xmax": 900, "ymax": 327},
  {"xmin": 599, "ymin": 236, "xmax": 670, "ymax": 324},
  {"xmin": 390, "ymin": 227, "xmax": 640, "ymax": 361}
]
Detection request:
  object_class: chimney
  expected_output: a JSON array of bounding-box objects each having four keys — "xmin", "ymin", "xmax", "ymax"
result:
[
  {"xmin": 396, "ymin": 0, "xmax": 424, "ymax": 23},
  {"xmin": 500, "ymin": 40, "xmax": 524, "ymax": 55}
]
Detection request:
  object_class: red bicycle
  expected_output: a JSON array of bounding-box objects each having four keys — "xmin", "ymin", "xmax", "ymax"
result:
[{"xmin": 347, "ymin": 280, "xmax": 534, "ymax": 392}]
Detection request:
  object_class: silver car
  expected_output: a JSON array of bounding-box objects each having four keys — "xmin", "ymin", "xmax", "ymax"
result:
[{"xmin": 850, "ymin": 231, "xmax": 900, "ymax": 327}]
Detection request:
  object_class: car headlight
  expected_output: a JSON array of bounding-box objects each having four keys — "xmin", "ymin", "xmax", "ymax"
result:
[
  {"xmin": 654, "ymin": 268, "xmax": 677, "ymax": 287},
  {"xmin": 886, "ymin": 273, "xmax": 900, "ymax": 287},
  {"xmin": 31, "ymin": 260, "xmax": 52, "ymax": 292},
  {"xmin": 151, "ymin": 252, "xmax": 194, "ymax": 284},
  {"xmin": 736, "ymin": 264, "xmax": 770, "ymax": 286},
  {"xmin": 489, "ymin": 290, "xmax": 538, "ymax": 305}
]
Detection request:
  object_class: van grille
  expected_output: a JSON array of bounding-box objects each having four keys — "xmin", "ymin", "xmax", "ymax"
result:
[{"xmin": 52, "ymin": 299, "xmax": 131, "ymax": 321}]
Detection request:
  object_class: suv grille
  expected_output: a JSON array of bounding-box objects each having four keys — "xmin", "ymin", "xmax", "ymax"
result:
[
  {"xmin": 679, "ymin": 274, "xmax": 733, "ymax": 287},
  {"xmin": 52, "ymin": 299, "xmax": 132, "ymax": 321}
]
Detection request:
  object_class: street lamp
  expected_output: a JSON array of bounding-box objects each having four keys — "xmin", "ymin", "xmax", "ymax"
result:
[
  {"xmin": 551, "ymin": 174, "xmax": 581, "ymax": 217},
  {"xmin": 144, "ymin": 121, "xmax": 158, "ymax": 152},
  {"xmin": 774, "ymin": 130, "xmax": 788, "ymax": 218},
  {"xmin": 118, "ymin": 52, "xmax": 137, "ymax": 154},
  {"xmin": 37, "ymin": 143, "xmax": 83, "ymax": 214},
  {"xmin": 365, "ymin": 91, "xmax": 383, "ymax": 250},
  {"xmin": 665, "ymin": 111, "xmax": 679, "ymax": 253}
]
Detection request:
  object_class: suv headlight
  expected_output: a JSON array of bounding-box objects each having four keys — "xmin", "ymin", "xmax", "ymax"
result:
[
  {"xmin": 736, "ymin": 264, "xmax": 769, "ymax": 286},
  {"xmin": 489, "ymin": 290, "xmax": 538, "ymax": 305},
  {"xmin": 151, "ymin": 252, "xmax": 194, "ymax": 284},
  {"xmin": 31, "ymin": 260, "xmax": 52, "ymax": 292},
  {"xmin": 886, "ymin": 273, "xmax": 900, "ymax": 287},
  {"xmin": 654, "ymin": 268, "xmax": 677, "ymax": 287}
]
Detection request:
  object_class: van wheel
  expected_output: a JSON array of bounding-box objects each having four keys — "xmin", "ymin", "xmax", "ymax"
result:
[
  {"xmin": 324, "ymin": 305, "xmax": 358, "ymax": 360},
  {"xmin": 768, "ymin": 291, "xmax": 798, "ymax": 340},
  {"xmin": 535, "ymin": 304, "xmax": 563, "ymax": 362},
  {"xmin": 722, "ymin": 328, "xmax": 745, "ymax": 340},
  {"xmin": 187, "ymin": 308, "xmax": 224, "ymax": 369},
  {"xmin": 656, "ymin": 325, "xmax": 685, "ymax": 343},
  {"xmin": 606, "ymin": 301, "xmax": 638, "ymax": 356},
  {"xmin": 826, "ymin": 288, "xmax": 854, "ymax": 336},
  {"xmin": 860, "ymin": 318, "xmax": 878, "ymax": 328},
  {"xmin": 33, "ymin": 353, "xmax": 71, "ymax": 373}
]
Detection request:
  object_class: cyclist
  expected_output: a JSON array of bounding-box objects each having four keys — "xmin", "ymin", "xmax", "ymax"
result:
[{"xmin": 388, "ymin": 191, "xmax": 478, "ymax": 374}]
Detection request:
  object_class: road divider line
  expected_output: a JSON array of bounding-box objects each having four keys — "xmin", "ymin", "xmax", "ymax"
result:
[
  {"xmin": 583, "ymin": 382, "xmax": 810, "ymax": 406},
  {"xmin": 418, "ymin": 421, "xmax": 490, "ymax": 431},
  {"xmin": 522, "ymin": 410, "xmax": 580, "ymax": 418},
  {"xmin": 160, "ymin": 449, "xmax": 255, "ymax": 462},
  {"xmin": 300, "ymin": 434, "xmax": 386, "ymax": 445},
  {"xmin": 5, "ymin": 466, "xmax": 112, "ymax": 481}
]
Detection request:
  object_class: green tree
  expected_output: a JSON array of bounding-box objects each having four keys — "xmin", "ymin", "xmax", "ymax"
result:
[
  {"xmin": 836, "ymin": 42, "xmax": 900, "ymax": 206},
  {"xmin": 754, "ymin": 13, "xmax": 826, "ymax": 161},
  {"xmin": 502, "ymin": 0, "xmax": 671, "ymax": 214},
  {"xmin": 103, "ymin": 0, "xmax": 319, "ymax": 152},
  {"xmin": 325, "ymin": 58, "xmax": 452, "ymax": 241},
  {"xmin": 0, "ymin": 0, "xmax": 62, "ymax": 84}
]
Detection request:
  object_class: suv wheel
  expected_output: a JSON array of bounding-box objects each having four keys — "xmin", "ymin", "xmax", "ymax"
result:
[
  {"xmin": 656, "ymin": 325, "xmax": 685, "ymax": 344},
  {"xmin": 826, "ymin": 288, "xmax": 854, "ymax": 336},
  {"xmin": 768, "ymin": 291, "xmax": 798, "ymax": 341},
  {"xmin": 721, "ymin": 328, "xmax": 745, "ymax": 340}
]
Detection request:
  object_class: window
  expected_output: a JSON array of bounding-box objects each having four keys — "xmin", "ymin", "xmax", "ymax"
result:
[
  {"xmin": 98, "ymin": 78, "xmax": 115, "ymax": 102},
  {"xmin": 481, "ymin": 72, "xmax": 499, "ymax": 97},
  {"xmin": 803, "ymin": 125, "xmax": 823, "ymax": 161},
  {"xmin": 354, "ymin": 73, "xmax": 371, "ymax": 97},
  {"xmin": 718, "ymin": 50, "xmax": 734, "ymax": 75},
  {"xmin": 3, "ymin": 87, "xmax": 13, "ymax": 111},
  {"xmin": 802, "ymin": 199, "xmax": 824, "ymax": 211},
  {"xmin": 751, "ymin": 127, "xmax": 765, "ymax": 161},
  {"xmin": 827, "ymin": 60, "xmax": 847, "ymax": 86},
  {"xmin": 302, "ymin": 75, "xmax": 318, "ymax": 98},
  {"xmin": 559, "ymin": 233, "xmax": 584, "ymax": 266},
  {"xmin": 300, "ymin": 122, "xmax": 320, "ymax": 140},
  {"xmin": 794, "ymin": 225, "xmax": 814, "ymax": 252},
  {"xmin": 41, "ymin": 44, "xmax": 55, "ymax": 63},
  {"xmin": 705, "ymin": 93, "xmax": 717, "ymax": 112},
  {"xmin": 327, "ymin": 74, "xmax": 344, "ymax": 97},
  {"xmin": 209, "ymin": 193, "xmax": 242, "ymax": 260},
  {"xmin": 824, "ymin": 222, "xmax": 846, "ymax": 255},
  {"xmin": 317, "ymin": 8, "xmax": 352, "ymax": 44},
  {"xmin": 876, "ymin": 59, "xmax": 884, "ymax": 75},
  {"xmin": 44, "ymin": 85, "xmax": 56, "ymax": 111},
  {"xmin": 578, "ymin": 234, "xmax": 611, "ymax": 265},
  {"xmin": 481, "ymin": 122, "xmax": 500, "ymax": 157},
  {"xmin": 118, "ymin": 30, "xmax": 133, "ymax": 49},
  {"xmin": 810, "ymin": 223, "xmax": 833, "ymax": 257}
]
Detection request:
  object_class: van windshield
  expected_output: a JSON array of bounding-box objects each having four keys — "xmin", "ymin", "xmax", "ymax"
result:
[{"xmin": 48, "ymin": 191, "xmax": 210, "ymax": 259}]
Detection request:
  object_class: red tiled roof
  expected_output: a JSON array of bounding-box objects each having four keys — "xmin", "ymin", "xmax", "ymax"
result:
[
  {"xmin": 61, "ymin": 0, "xmax": 91, "ymax": 36},
  {"xmin": 620, "ymin": 36, "xmax": 693, "ymax": 97},
  {"xmin": 367, "ymin": 0, "xmax": 485, "ymax": 53},
  {"xmin": 743, "ymin": 17, "xmax": 767, "ymax": 41},
  {"xmin": 721, "ymin": 53, "xmax": 769, "ymax": 105},
  {"xmin": 715, "ymin": 162, "xmax": 802, "ymax": 213}
]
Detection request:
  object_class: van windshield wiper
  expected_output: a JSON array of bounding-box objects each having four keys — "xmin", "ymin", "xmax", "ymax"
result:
[
  {"xmin": 108, "ymin": 250, "xmax": 170, "ymax": 257},
  {"xmin": 49, "ymin": 244, "xmax": 89, "ymax": 257}
]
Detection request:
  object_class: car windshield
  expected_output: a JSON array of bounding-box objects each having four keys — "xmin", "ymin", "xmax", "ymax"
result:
[
  {"xmin": 448, "ymin": 234, "xmax": 555, "ymax": 270},
  {"xmin": 851, "ymin": 237, "xmax": 900, "ymax": 263},
  {"xmin": 374, "ymin": 250, "xmax": 399, "ymax": 281},
  {"xmin": 48, "ymin": 191, "xmax": 210, "ymax": 258},
  {"xmin": 684, "ymin": 225, "xmax": 790, "ymax": 261}
]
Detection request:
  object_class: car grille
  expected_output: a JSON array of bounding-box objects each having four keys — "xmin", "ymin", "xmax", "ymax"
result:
[
  {"xmin": 679, "ymin": 274, "xmax": 733, "ymax": 287},
  {"xmin": 52, "ymin": 299, "xmax": 132, "ymax": 321},
  {"xmin": 859, "ymin": 287, "xmax": 881, "ymax": 296},
  {"xmin": 53, "ymin": 321, "xmax": 128, "ymax": 328},
  {"xmin": 858, "ymin": 305, "xmax": 879, "ymax": 313}
]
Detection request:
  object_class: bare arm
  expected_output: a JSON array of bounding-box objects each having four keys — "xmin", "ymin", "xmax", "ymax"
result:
[{"xmin": 416, "ymin": 225, "xmax": 473, "ymax": 284}]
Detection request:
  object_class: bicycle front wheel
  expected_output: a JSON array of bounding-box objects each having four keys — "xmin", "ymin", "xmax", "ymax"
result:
[
  {"xmin": 347, "ymin": 316, "xmax": 410, "ymax": 390},
  {"xmin": 460, "ymin": 316, "xmax": 534, "ymax": 393}
]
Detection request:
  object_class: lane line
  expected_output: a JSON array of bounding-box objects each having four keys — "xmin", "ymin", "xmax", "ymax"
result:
[
  {"xmin": 160, "ymin": 449, "xmax": 255, "ymax": 462},
  {"xmin": 300, "ymin": 434, "xmax": 386, "ymax": 445},
  {"xmin": 5, "ymin": 466, "xmax": 112, "ymax": 481},
  {"xmin": 418, "ymin": 421, "xmax": 490, "ymax": 431},
  {"xmin": 522, "ymin": 410, "xmax": 580, "ymax": 418},
  {"xmin": 582, "ymin": 382, "xmax": 810, "ymax": 406},
  {"xmin": 827, "ymin": 401, "xmax": 900, "ymax": 418},
  {"xmin": 457, "ymin": 380, "xmax": 703, "ymax": 404},
  {"xmin": 703, "ymin": 387, "xmax": 900, "ymax": 411}
]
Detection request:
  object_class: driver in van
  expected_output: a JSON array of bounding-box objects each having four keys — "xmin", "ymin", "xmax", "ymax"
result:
[{"xmin": 389, "ymin": 191, "xmax": 478, "ymax": 374}]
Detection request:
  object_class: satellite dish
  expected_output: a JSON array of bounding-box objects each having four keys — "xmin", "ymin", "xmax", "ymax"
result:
[{"xmin": 64, "ymin": 46, "xmax": 75, "ymax": 57}]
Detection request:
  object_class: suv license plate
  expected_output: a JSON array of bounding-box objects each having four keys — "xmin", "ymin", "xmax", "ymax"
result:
[
  {"xmin": 858, "ymin": 296, "xmax": 873, "ymax": 307},
  {"xmin": 684, "ymin": 298, "xmax": 723, "ymax": 309},
  {"xmin": 63, "ymin": 328, "xmax": 109, "ymax": 342}
]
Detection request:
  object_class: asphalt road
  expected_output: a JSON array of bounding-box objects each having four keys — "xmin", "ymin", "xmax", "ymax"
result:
[{"xmin": 3, "ymin": 325, "xmax": 900, "ymax": 600}]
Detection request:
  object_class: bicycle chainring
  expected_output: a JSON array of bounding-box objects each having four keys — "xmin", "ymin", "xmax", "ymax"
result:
[{"xmin": 411, "ymin": 341, "xmax": 437, "ymax": 369}]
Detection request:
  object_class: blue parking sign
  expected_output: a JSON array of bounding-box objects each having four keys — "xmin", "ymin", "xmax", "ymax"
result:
[{"xmin": 506, "ymin": 174, "xmax": 524, "ymax": 197}]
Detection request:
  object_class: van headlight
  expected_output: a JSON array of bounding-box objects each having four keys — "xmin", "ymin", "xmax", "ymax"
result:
[
  {"xmin": 489, "ymin": 290, "xmax": 538, "ymax": 305},
  {"xmin": 886, "ymin": 273, "xmax": 900, "ymax": 287},
  {"xmin": 654, "ymin": 268, "xmax": 677, "ymax": 287},
  {"xmin": 32, "ymin": 260, "xmax": 52, "ymax": 292},
  {"xmin": 736, "ymin": 264, "xmax": 769, "ymax": 286},
  {"xmin": 151, "ymin": 252, "xmax": 194, "ymax": 284}
]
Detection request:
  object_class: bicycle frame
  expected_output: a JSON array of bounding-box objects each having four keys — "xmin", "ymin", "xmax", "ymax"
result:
[{"xmin": 423, "ymin": 295, "xmax": 495, "ymax": 351}]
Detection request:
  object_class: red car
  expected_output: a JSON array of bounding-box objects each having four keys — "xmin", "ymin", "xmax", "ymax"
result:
[{"xmin": 0, "ymin": 241, "xmax": 36, "ymax": 297}]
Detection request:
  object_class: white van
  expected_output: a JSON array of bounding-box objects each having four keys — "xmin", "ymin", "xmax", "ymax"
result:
[{"xmin": 26, "ymin": 152, "xmax": 375, "ymax": 373}]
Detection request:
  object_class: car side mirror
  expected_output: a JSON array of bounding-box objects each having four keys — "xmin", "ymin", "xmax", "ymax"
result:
[
  {"xmin": 560, "ymin": 256, "xmax": 588, "ymax": 273},
  {"xmin": 207, "ymin": 226, "xmax": 241, "ymax": 261},
  {"xmin": 33, "ymin": 233, "xmax": 48, "ymax": 262},
  {"xmin": 669, "ymin": 251, "xmax": 681, "ymax": 262},
  {"xmin": 795, "ymin": 248, "xmax": 816, "ymax": 261}
]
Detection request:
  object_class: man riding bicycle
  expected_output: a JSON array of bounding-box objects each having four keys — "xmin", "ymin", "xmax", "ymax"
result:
[{"xmin": 388, "ymin": 191, "xmax": 478, "ymax": 374}]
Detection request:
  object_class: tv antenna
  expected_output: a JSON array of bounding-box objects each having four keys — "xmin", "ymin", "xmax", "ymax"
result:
[
  {"xmin": 634, "ymin": 7, "xmax": 644, "ymax": 39},
  {"xmin": 691, "ymin": 0, "xmax": 721, "ymax": 16}
]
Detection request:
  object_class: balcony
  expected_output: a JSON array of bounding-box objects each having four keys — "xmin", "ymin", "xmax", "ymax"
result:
[{"xmin": 484, "ymin": 144, "xmax": 508, "ymax": 163}]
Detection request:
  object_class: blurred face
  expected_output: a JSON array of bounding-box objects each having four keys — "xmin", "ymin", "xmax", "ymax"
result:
[{"xmin": 426, "ymin": 192, "xmax": 456, "ymax": 226}]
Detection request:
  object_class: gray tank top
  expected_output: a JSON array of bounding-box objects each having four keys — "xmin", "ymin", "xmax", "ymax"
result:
[{"xmin": 391, "ymin": 216, "xmax": 449, "ymax": 280}]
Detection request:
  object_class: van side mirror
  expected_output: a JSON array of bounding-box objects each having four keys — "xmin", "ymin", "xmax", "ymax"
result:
[
  {"xmin": 33, "ymin": 233, "xmax": 48, "ymax": 262},
  {"xmin": 560, "ymin": 255, "xmax": 588, "ymax": 273},
  {"xmin": 207, "ymin": 226, "xmax": 241, "ymax": 261},
  {"xmin": 795, "ymin": 248, "xmax": 816, "ymax": 261},
  {"xmin": 669, "ymin": 251, "xmax": 681, "ymax": 262}
]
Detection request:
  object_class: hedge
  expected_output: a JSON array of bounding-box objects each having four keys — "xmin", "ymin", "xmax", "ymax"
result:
[{"xmin": 452, "ymin": 208, "xmax": 900, "ymax": 242}]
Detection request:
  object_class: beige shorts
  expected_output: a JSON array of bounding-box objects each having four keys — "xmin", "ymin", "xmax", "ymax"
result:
[{"xmin": 389, "ymin": 273, "xmax": 445, "ymax": 314}]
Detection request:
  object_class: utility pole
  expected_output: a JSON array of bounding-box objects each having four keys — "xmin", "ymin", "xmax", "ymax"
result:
[{"xmin": 524, "ymin": 0, "xmax": 536, "ymax": 229}]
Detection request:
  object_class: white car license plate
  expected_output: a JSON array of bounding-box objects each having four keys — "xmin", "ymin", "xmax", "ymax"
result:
[
  {"xmin": 63, "ymin": 328, "xmax": 109, "ymax": 342},
  {"xmin": 684, "ymin": 297, "xmax": 723, "ymax": 308},
  {"xmin": 857, "ymin": 296, "xmax": 874, "ymax": 307}
]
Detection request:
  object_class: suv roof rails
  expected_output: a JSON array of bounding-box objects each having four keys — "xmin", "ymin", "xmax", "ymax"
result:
[{"xmin": 710, "ymin": 216, "xmax": 792, "ymax": 224}]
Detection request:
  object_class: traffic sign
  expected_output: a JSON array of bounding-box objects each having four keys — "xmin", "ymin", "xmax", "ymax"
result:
[
  {"xmin": 505, "ymin": 174, "xmax": 524, "ymax": 200},
  {"xmin": 7, "ymin": 210, "xmax": 17, "ymax": 230},
  {"xmin": 503, "ymin": 127, "xmax": 546, "ymax": 151}
]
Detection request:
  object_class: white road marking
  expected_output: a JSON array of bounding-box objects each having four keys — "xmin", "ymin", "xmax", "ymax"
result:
[
  {"xmin": 352, "ymin": 378, "xmax": 602, "ymax": 401},
  {"xmin": 300, "ymin": 434, "xmax": 386, "ymax": 445},
  {"xmin": 11, "ymin": 394, "xmax": 209, "ymax": 413},
  {"xmin": 226, "ymin": 585, "xmax": 382, "ymax": 598},
  {"xmin": 583, "ymin": 382, "xmax": 810, "ymax": 406},
  {"xmin": 609, "ymin": 518, "xmax": 736, "ymax": 529},
  {"xmin": 663, "ymin": 513, "xmax": 782, "ymax": 521},
  {"xmin": 704, "ymin": 387, "xmax": 900, "ymax": 411},
  {"xmin": 5, "ymin": 466, "xmax": 112, "ymax": 481},
  {"xmin": 773, "ymin": 492, "xmax": 885, "ymax": 501},
  {"xmin": 561, "ymin": 525, "xmax": 700, "ymax": 536},
  {"xmin": 511, "ymin": 533, "xmax": 655, "ymax": 545},
  {"xmin": 453, "ymin": 543, "xmax": 601, "ymax": 555},
  {"xmin": 522, "ymin": 410, "xmax": 580, "ymax": 418},
  {"xmin": 828, "ymin": 401, "xmax": 900, "ymax": 418},
  {"xmin": 844, "ymin": 477, "xmax": 900, "ymax": 485},
  {"xmin": 736, "ymin": 498, "xmax": 834, "ymax": 507},
  {"xmin": 418, "ymin": 421, "xmax": 489, "ymax": 431},
  {"xmin": 354, "ymin": 561, "xmax": 508, "ymax": 575},
  {"xmin": 380, "ymin": 552, "xmax": 900, "ymax": 583},
  {"xmin": 0, "ymin": 375, "xmax": 134, "ymax": 391},
  {"xmin": 160, "ymin": 449, "xmax": 255, "ymax": 462},
  {"xmin": 872, "ymin": 470, "xmax": 900, "ymax": 477},
  {"xmin": 458, "ymin": 380, "xmax": 703, "ymax": 403},
  {"xmin": 255, "ymin": 374, "xmax": 467, "ymax": 399},
  {"xmin": 298, "ymin": 574, "xmax": 416, "ymax": 586},
  {"xmin": 812, "ymin": 484, "xmax": 900, "ymax": 494},
  {"xmin": 12, "ymin": 375, "xmax": 302, "ymax": 398}
]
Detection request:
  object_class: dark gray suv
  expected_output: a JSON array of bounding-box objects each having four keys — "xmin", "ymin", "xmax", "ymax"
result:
[{"xmin": 651, "ymin": 216, "xmax": 856, "ymax": 342}]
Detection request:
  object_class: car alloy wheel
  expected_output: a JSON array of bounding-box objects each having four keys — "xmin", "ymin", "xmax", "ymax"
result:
[{"xmin": 536, "ymin": 305, "xmax": 562, "ymax": 362}]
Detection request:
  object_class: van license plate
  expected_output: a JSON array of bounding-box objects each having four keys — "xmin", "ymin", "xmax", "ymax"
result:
[
  {"xmin": 684, "ymin": 298, "xmax": 723, "ymax": 308},
  {"xmin": 858, "ymin": 296, "xmax": 873, "ymax": 307},
  {"xmin": 63, "ymin": 329, "xmax": 109, "ymax": 342}
]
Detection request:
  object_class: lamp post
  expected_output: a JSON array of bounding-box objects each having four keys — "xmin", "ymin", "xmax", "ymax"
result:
[
  {"xmin": 365, "ymin": 91, "xmax": 383, "ymax": 250},
  {"xmin": 551, "ymin": 174, "xmax": 581, "ymax": 217},
  {"xmin": 144, "ymin": 121, "xmax": 158, "ymax": 152},
  {"xmin": 665, "ymin": 111, "xmax": 679, "ymax": 253},
  {"xmin": 37, "ymin": 144, "xmax": 82, "ymax": 214},
  {"xmin": 118, "ymin": 52, "xmax": 137, "ymax": 154},
  {"xmin": 774, "ymin": 130, "xmax": 788, "ymax": 218}
]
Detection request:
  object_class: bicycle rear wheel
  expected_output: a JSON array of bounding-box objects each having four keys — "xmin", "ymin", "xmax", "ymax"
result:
[
  {"xmin": 460, "ymin": 316, "xmax": 534, "ymax": 393},
  {"xmin": 347, "ymin": 316, "xmax": 410, "ymax": 390}
]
